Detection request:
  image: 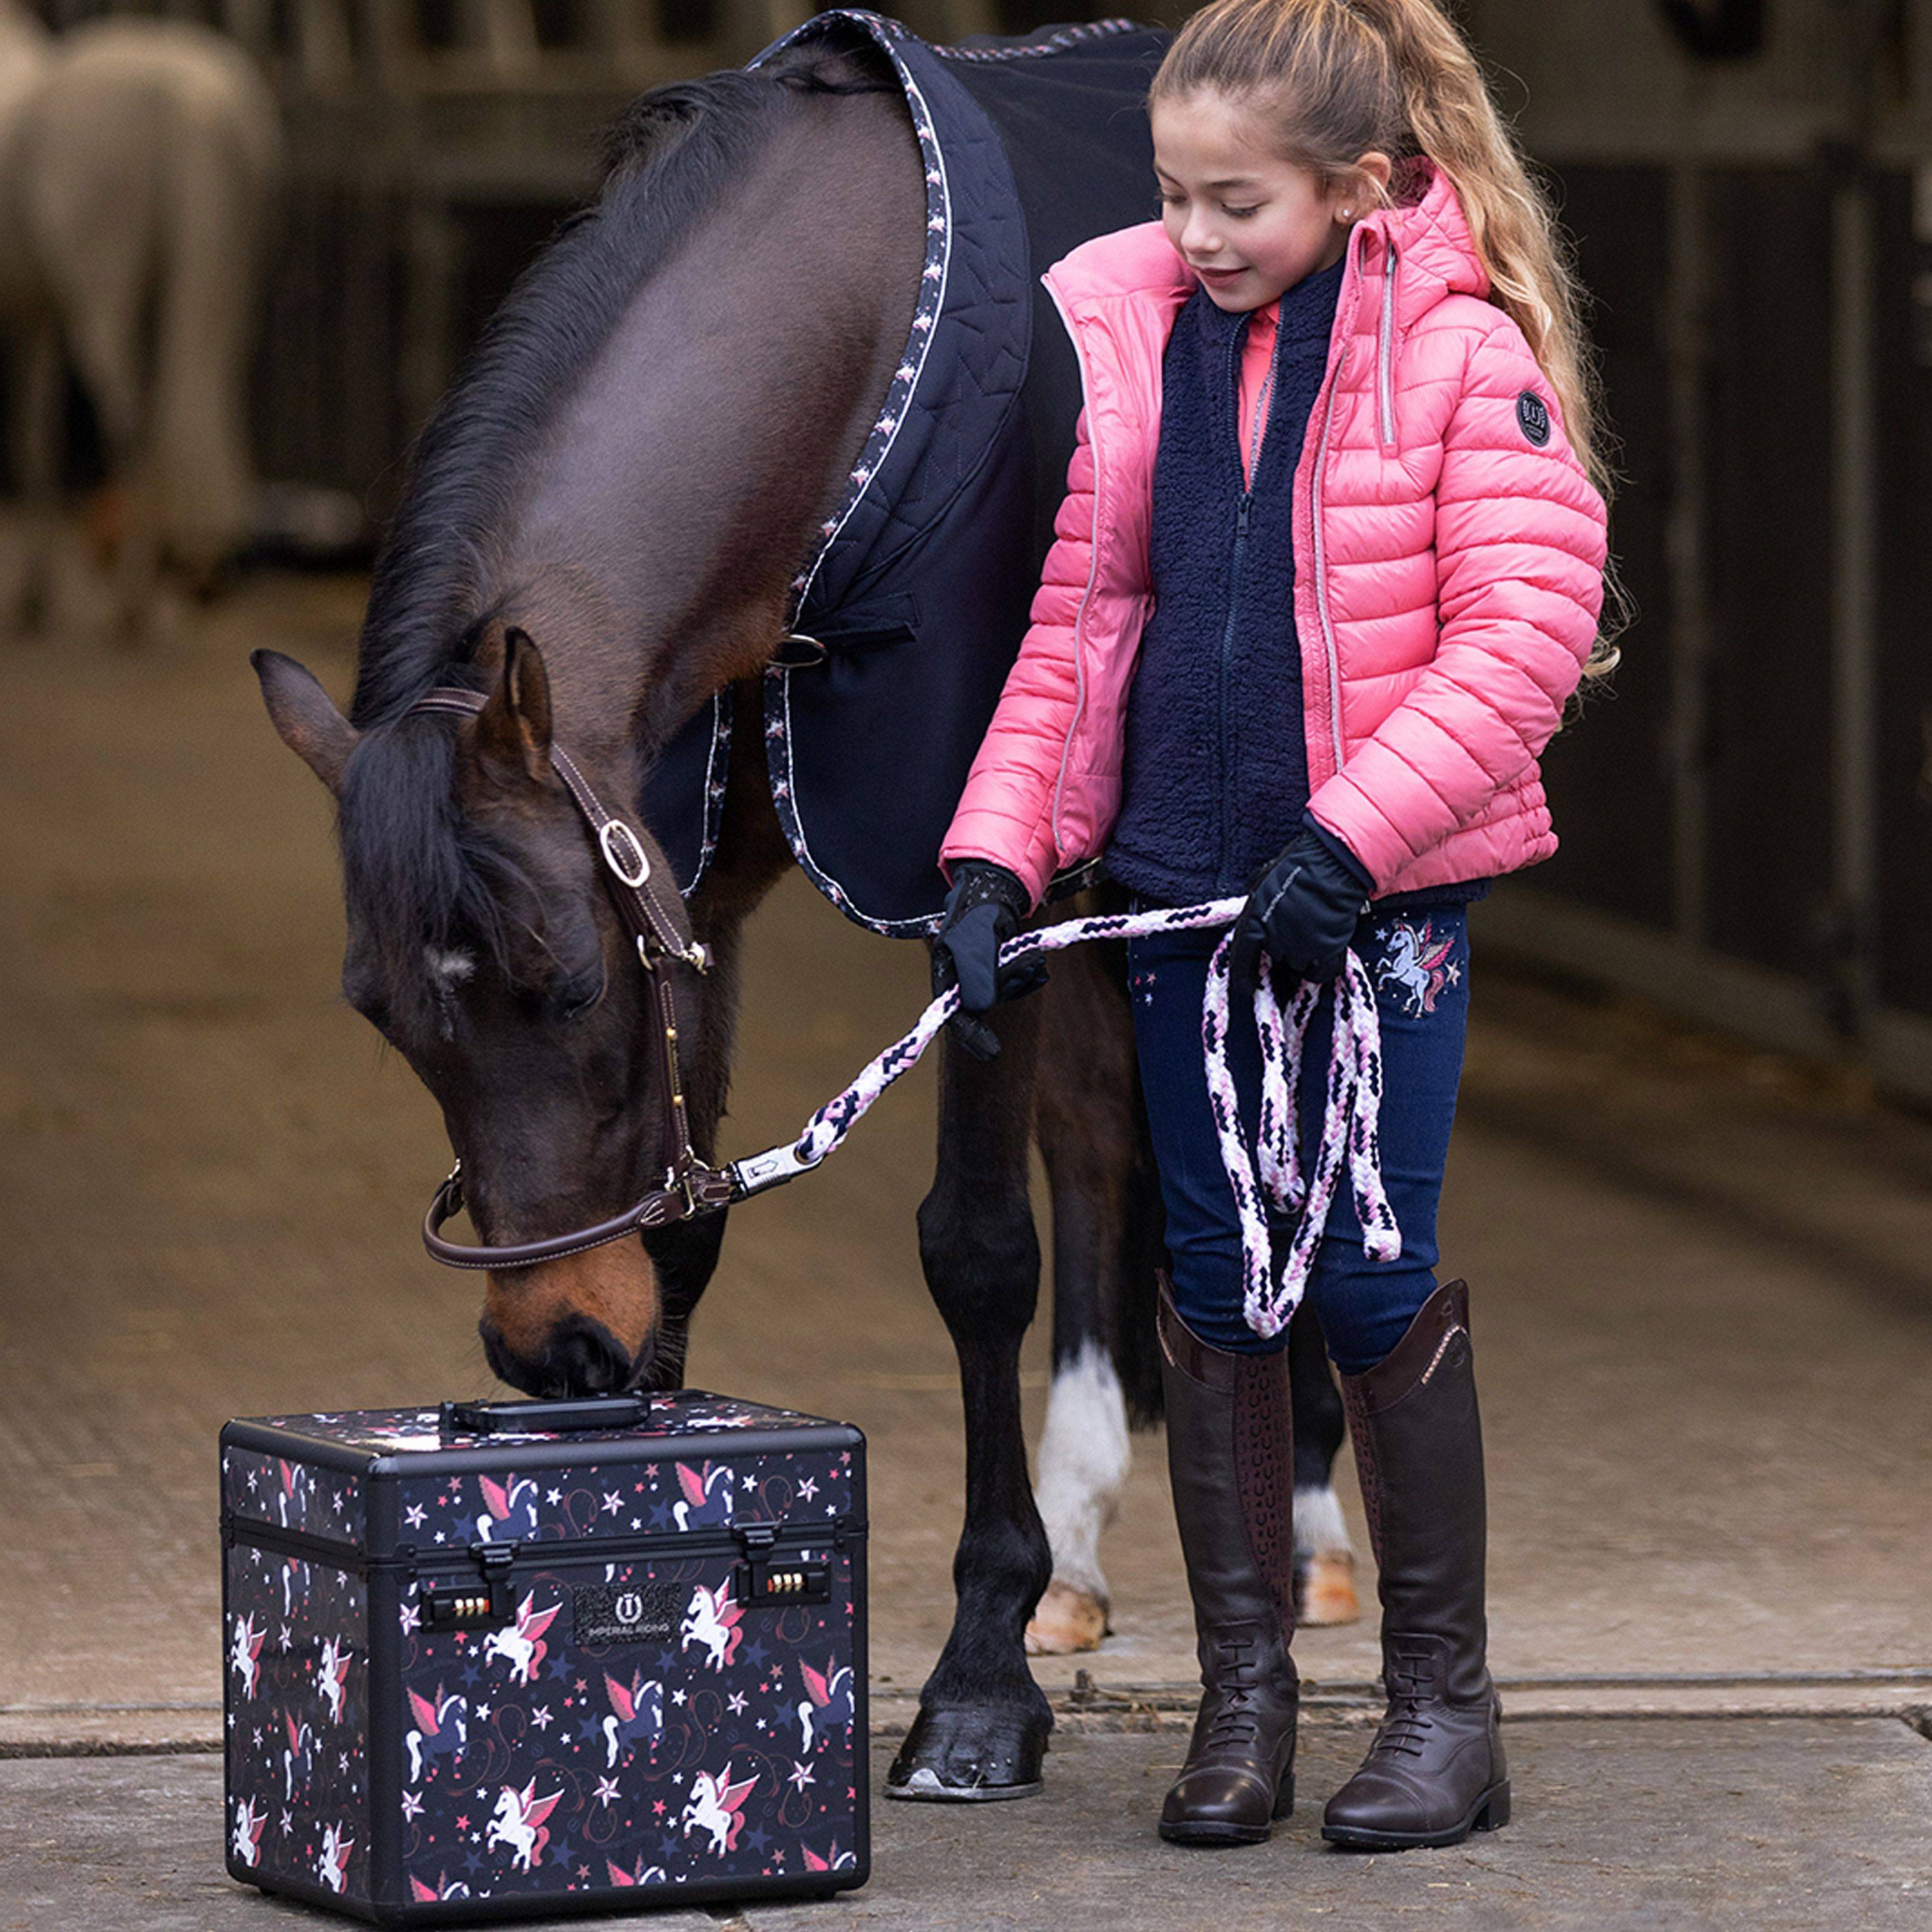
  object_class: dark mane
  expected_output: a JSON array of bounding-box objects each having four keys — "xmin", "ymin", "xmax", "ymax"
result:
[{"xmin": 346, "ymin": 50, "xmax": 897, "ymax": 730}]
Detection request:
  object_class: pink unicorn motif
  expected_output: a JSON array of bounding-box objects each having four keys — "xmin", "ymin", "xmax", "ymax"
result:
[
  {"xmin": 408, "ymin": 1871, "xmax": 471, "ymax": 1902},
  {"xmin": 404, "ymin": 1682, "xmax": 468, "ymax": 1783},
  {"xmin": 282, "ymin": 1710, "xmax": 317, "ymax": 1801},
  {"xmin": 681, "ymin": 1760, "xmax": 759, "ymax": 1856},
  {"xmin": 275, "ymin": 1459, "xmax": 312, "ymax": 1529},
  {"xmin": 473, "ymin": 1473, "xmax": 542, "ymax": 1544},
  {"xmin": 317, "ymin": 1823, "xmax": 353, "ymax": 1893},
  {"xmin": 679, "ymin": 1580, "xmax": 744, "ymax": 1672},
  {"xmin": 486, "ymin": 1780, "xmax": 564, "ymax": 1873},
  {"xmin": 601, "ymin": 1667, "xmax": 665, "ymax": 1768},
  {"xmin": 482, "ymin": 1591, "xmax": 560, "ymax": 1687},
  {"xmin": 802, "ymin": 1841, "xmax": 858, "ymax": 1873},
  {"xmin": 230, "ymin": 1796, "xmax": 267, "ymax": 1868},
  {"xmin": 1376, "ymin": 917, "xmax": 1459, "ymax": 1018},
  {"xmin": 795, "ymin": 1657, "xmax": 856, "ymax": 1752},
  {"xmin": 228, "ymin": 1613, "xmax": 266, "ymax": 1698},
  {"xmin": 671, "ymin": 1460, "xmax": 735, "ymax": 1531},
  {"xmin": 606, "ymin": 1854, "xmax": 668, "ymax": 1886},
  {"xmin": 318, "ymin": 1636, "xmax": 352, "ymax": 1725}
]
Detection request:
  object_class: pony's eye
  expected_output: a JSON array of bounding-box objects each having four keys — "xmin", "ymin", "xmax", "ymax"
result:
[{"xmin": 552, "ymin": 974, "xmax": 607, "ymax": 1025}]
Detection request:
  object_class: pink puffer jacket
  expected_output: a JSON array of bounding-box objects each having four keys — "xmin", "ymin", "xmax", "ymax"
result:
[{"xmin": 939, "ymin": 163, "xmax": 1609, "ymax": 907}]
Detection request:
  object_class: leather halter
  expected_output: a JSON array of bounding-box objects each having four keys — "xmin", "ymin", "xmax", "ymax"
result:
[{"xmin": 405, "ymin": 687, "xmax": 741, "ymax": 1271}]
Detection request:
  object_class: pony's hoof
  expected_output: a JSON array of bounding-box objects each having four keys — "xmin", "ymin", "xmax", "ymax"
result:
[
  {"xmin": 884, "ymin": 1702, "xmax": 1050, "ymax": 1801},
  {"xmin": 1025, "ymin": 1578, "xmax": 1110, "ymax": 1655},
  {"xmin": 1294, "ymin": 1549, "xmax": 1359, "ymax": 1626}
]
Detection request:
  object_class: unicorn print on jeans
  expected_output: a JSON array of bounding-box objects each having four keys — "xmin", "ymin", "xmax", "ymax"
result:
[{"xmin": 1376, "ymin": 916, "xmax": 1460, "ymax": 1018}]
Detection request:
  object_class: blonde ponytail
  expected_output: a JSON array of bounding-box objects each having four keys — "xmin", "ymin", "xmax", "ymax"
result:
[{"xmin": 1151, "ymin": 0, "xmax": 1625, "ymax": 676}]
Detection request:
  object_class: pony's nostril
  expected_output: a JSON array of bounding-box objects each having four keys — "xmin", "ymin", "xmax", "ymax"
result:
[{"xmin": 541, "ymin": 1315, "xmax": 634, "ymax": 1397}]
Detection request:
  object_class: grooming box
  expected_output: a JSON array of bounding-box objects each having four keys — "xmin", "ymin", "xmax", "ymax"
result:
[{"xmin": 220, "ymin": 1390, "xmax": 867, "ymax": 1924}]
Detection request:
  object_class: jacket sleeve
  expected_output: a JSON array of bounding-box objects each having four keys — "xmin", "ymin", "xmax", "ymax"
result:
[
  {"xmin": 1303, "ymin": 312, "xmax": 1609, "ymax": 892},
  {"xmin": 937, "ymin": 402, "xmax": 1099, "ymax": 907}
]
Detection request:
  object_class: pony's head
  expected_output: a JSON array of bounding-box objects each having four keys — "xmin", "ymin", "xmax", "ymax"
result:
[{"xmin": 254, "ymin": 632, "xmax": 701, "ymax": 1397}]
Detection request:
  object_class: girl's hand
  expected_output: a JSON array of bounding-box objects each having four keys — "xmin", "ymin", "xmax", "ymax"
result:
[
  {"xmin": 1229, "ymin": 826, "xmax": 1374, "ymax": 996},
  {"xmin": 931, "ymin": 860, "xmax": 1048, "ymax": 1061}
]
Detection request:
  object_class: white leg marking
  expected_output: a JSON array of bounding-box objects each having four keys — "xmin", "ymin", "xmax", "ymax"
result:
[
  {"xmin": 1032, "ymin": 1341, "xmax": 1132, "ymax": 1600},
  {"xmin": 1293, "ymin": 1482, "xmax": 1352, "ymax": 1558}
]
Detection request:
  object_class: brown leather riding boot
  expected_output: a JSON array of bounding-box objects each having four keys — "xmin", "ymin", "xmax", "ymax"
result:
[
  {"xmin": 1155, "ymin": 1273, "xmax": 1300, "ymax": 1846},
  {"xmin": 1320, "ymin": 1277, "xmax": 1511, "ymax": 1850}
]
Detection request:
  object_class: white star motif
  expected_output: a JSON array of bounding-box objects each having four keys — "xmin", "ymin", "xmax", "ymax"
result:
[
  {"xmin": 531, "ymin": 1706, "xmax": 553, "ymax": 1730},
  {"xmin": 280, "ymin": 1809, "xmax": 293, "ymax": 1835},
  {"xmin": 433, "ymin": 1530, "xmax": 446, "ymax": 1544},
  {"xmin": 547, "ymin": 1488, "xmax": 562, "ymax": 1506},
  {"xmin": 602, "ymin": 1492, "xmax": 622, "ymax": 1515},
  {"xmin": 404, "ymin": 1505, "xmax": 426, "ymax": 1529},
  {"xmin": 727, "ymin": 1692, "xmax": 748, "ymax": 1715},
  {"xmin": 671, "ymin": 1688, "xmax": 688, "ymax": 1706},
  {"xmin": 401, "ymin": 1792, "xmax": 422, "ymax": 1821},
  {"xmin": 595, "ymin": 1776, "xmax": 621, "ymax": 1807},
  {"xmin": 399, "ymin": 1603, "xmax": 419, "ymax": 1635},
  {"xmin": 475, "ymin": 1703, "xmax": 491, "ymax": 1721},
  {"xmin": 798, "ymin": 1477, "xmax": 818, "ymax": 1501},
  {"xmin": 787, "ymin": 1760, "xmax": 817, "ymax": 1793}
]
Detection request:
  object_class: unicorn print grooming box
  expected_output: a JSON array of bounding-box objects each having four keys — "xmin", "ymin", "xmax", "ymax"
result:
[{"xmin": 220, "ymin": 1390, "xmax": 867, "ymax": 1924}]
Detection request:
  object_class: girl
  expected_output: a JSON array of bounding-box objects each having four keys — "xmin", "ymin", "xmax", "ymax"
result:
[{"xmin": 932, "ymin": 0, "xmax": 1612, "ymax": 1853}]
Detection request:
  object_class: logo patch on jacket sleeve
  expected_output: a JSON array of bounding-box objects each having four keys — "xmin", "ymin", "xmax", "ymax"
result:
[{"xmin": 1515, "ymin": 391, "xmax": 1552, "ymax": 447}]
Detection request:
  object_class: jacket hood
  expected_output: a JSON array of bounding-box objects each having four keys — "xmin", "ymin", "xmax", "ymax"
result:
[{"xmin": 1046, "ymin": 160, "xmax": 1491, "ymax": 326}]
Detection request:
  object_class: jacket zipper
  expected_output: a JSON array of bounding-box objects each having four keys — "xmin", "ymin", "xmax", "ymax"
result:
[
  {"xmin": 1308, "ymin": 229, "xmax": 1374, "ymax": 783},
  {"xmin": 1218, "ymin": 317, "xmax": 1268, "ymax": 890},
  {"xmin": 1377, "ymin": 242, "xmax": 1400, "ymax": 450},
  {"xmin": 1044, "ymin": 274, "xmax": 1103, "ymax": 864}
]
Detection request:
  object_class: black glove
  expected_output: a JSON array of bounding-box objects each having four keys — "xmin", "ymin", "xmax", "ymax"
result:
[
  {"xmin": 931, "ymin": 860, "xmax": 1048, "ymax": 1061},
  {"xmin": 1228, "ymin": 823, "xmax": 1374, "ymax": 996}
]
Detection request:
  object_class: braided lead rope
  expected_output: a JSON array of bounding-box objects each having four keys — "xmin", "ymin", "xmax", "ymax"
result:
[{"xmin": 783, "ymin": 898, "xmax": 1402, "ymax": 1338}]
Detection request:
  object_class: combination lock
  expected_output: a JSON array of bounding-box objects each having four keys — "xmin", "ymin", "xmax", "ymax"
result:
[{"xmin": 738, "ymin": 1560, "xmax": 830, "ymax": 1606}]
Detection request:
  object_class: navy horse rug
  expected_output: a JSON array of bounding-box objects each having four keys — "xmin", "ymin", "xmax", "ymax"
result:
[{"xmin": 639, "ymin": 8, "xmax": 1171, "ymax": 934}]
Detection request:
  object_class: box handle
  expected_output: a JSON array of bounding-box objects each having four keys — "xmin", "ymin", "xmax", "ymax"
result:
[{"xmin": 439, "ymin": 1394, "xmax": 655, "ymax": 1436}]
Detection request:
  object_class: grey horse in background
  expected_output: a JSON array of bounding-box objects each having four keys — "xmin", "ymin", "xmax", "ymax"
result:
[{"xmin": 0, "ymin": 0, "xmax": 281, "ymax": 639}]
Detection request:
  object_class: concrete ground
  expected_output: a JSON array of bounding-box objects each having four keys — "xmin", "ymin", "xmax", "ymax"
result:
[{"xmin": 3, "ymin": 577, "xmax": 1931, "ymax": 1926}]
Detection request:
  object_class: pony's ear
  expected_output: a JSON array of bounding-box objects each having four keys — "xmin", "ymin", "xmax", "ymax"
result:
[
  {"xmin": 471, "ymin": 628, "xmax": 553, "ymax": 787},
  {"xmin": 253, "ymin": 650, "xmax": 357, "ymax": 793}
]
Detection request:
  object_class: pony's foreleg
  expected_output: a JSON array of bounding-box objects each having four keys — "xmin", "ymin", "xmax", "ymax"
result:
[
  {"xmin": 1289, "ymin": 1302, "xmax": 1361, "ymax": 1625},
  {"xmin": 1026, "ymin": 935, "xmax": 1144, "ymax": 1656},
  {"xmin": 887, "ymin": 992, "xmax": 1054, "ymax": 1801}
]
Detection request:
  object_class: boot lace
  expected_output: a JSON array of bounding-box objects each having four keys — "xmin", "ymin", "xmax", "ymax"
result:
[
  {"xmin": 1367, "ymin": 1653, "xmax": 1437, "ymax": 1760},
  {"xmin": 1203, "ymin": 1634, "xmax": 1261, "ymax": 1748}
]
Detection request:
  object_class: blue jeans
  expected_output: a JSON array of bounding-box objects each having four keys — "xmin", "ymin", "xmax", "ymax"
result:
[{"xmin": 1126, "ymin": 901, "xmax": 1472, "ymax": 1374}]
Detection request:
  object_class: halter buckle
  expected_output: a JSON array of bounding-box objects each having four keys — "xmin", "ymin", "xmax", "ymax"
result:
[
  {"xmin": 598, "ymin": 819, "xmax": 651, "ymax": 889},
  {"xmin": 636, "ymin": 933, "xmax": 710, "ymax": 974}
]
